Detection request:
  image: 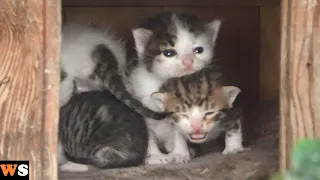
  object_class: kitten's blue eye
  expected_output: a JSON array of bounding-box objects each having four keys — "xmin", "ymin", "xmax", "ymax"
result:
[
  {"xmin": 193, "ymin": 47, "xmax": 204, "ymax": 54},
  {"xmin": 163, "ymin": 49, "xmax": 177, "ymax": 57},
  {"xmin": 204, "ymin": 111, "xmax": 215, "ymax": 116}
]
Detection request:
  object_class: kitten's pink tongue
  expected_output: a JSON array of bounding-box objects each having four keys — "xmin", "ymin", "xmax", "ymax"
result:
[{"xmin": 190, "ymin": 133, "xmax": 206, "ymax": 140}]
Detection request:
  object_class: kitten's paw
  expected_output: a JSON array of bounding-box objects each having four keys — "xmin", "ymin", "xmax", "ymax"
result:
[
  {"xmin": 145, "ymin": 154, "xmax": 174, "ymax": 165},
  {"xmin": 59, "ymin": 161, "xmax": 89, "ymax": 172},
  {"xmin": 222, "ymin": 146, "xmax": 250, "ymax": 155},
  {"xmin": 170, "ymin": 154, "xmax": 191, "ymax": 163}
]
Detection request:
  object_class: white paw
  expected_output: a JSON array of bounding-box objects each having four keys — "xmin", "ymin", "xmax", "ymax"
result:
[
  {"xmin": 169, "ymin": 154, "xmax": 191, "ymax": 163},
  {"xmin": 222, "ymin": 146, "xmax": 250, "ymax": 155},
  {"xmin": 59, "ymin": 161, "xmax": 89, "ymax": 172},
  {"xmin": 145, "ymin": 154, "xmax": 174, "ymax": 165}
]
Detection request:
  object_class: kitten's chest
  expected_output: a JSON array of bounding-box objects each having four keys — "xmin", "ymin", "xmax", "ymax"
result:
[{"xmin": 131, "ymin": 69, "xmax": 163, "ymax": 98}]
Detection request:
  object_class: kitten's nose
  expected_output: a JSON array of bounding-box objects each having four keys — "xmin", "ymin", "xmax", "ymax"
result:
[
  {"xmin": 182, "ymin": 58, "xmax": 194, "ymax": 70},
  {"xmin": 191, "ymin": 123, "xmax": 202, "ymax": 133}
]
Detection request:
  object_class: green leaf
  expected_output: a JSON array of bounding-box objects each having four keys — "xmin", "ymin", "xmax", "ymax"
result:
[{"xmin": 291, "ymin": 138, "xmax": 320, "ymax": 171}]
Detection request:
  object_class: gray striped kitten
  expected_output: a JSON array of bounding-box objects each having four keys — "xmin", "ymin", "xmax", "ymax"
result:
[
  {"xmin": 58, "ymin": 90, "xmax": 148, "ymax": 172},
  {"xmin": 60, "ymin": 23, "xmax": 166, "ymax": 120}
]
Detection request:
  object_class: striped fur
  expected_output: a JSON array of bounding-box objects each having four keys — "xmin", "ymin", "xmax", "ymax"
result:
[
  {"xmin": 59, "ymin": 90, "xmax": 148, "ymax": 170},
  {"xmin": 151, "ymin": 68, "xmax": 243, "ymax": 144}
]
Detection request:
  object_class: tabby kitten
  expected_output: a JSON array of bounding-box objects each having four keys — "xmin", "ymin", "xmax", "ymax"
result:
[
  {"xmin": 58, "ymin": 90, "xmax": 148, "ymax": 172},
  {"xmin": 60, "ymin": 23, "xmax": 166, "ymax": 120},
  {"xmin": 123, "ymin": 12, "xmax": 222, "ymax": 164},
  {"xmin": 149, "ymin": 69, "xmax": 246, "ymax": 163}
]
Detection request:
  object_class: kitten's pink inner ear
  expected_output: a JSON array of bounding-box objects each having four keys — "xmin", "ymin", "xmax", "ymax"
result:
[
  {"xmin": 207, "ymin": 19, "xmax": 222, "ymax": 44},
  {"xmin": 222, "ymin": 86, "xmax": 241, "ymax": 107},
  {"xmin": 132, "ymin": 28, "xmax": 153, "ymax": 56},
  {"xmin": 151, "ymin": 92, "xmax": 167, "ymax": 102}
]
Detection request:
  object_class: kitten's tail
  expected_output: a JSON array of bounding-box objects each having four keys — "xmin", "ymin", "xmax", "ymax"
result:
[
  {"xmin": 107, "ymin": 79, "xmax": 168, "ymax": 120},
  {"xmin": 93, "ymin": 44, "xmax": 167, "ymax": 120}
]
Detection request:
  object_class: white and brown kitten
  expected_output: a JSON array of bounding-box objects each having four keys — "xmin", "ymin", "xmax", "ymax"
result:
[
  {"xmin": 123, "ymin": 12, "xmax": 222, "ymax": 164},
  {"xmin": 150, "ymin": 69, "xmax": 247, "ymax": 163}
]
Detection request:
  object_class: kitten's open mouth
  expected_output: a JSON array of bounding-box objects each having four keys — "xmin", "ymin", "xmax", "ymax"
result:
[{"xmin": 189, "ymin": 133, "xmax": 207, "ymax": 141}]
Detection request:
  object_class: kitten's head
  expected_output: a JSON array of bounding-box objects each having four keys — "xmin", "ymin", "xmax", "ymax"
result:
[
  {"xmin": 151, "ymin": 85, "xmax": 241, "ymax": 143},
  {"xmin": 132, "ymin": 12, "xmax": 221, "ymax": 80}
]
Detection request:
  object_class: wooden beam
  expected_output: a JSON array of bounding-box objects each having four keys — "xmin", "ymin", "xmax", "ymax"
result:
[
  {"xmin": 62, "ymin": 0, "xmax": 280, "ymax": 7},
  {"xmin": 0, "ymin": 0, "xmax": 61, "ymax": 179},
  {"xmin": 280, "ymin": 0, "xmax": 320, "ymax": 172}
]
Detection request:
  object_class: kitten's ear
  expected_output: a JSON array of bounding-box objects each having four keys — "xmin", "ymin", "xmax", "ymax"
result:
[
  {"xmin": 206, "ymin": 19, "xmax": 222, "ymax": 45},
  {"xmin": 150, "ymin": 92, "xmax": 167, "ymax": 110},
  {"xmin": 222, "ymin": 86, "xmax": 241, "ymax": 108},
  {"xmin": 132, "ymin": 28, "xmax": 153, "ymax": 58}
]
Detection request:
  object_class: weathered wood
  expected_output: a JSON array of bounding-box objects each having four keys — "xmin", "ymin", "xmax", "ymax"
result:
[
  {"xmin": 0, "ymin": 0, "xmax": 60, "ymax": 179},
  {"xmin": 62, "ymin": 0, "xmax": 280, "ymax": 7},
  {"xmin": 280, "ymin": 0, "xmax": 320, "ymax": 171},
  {"xmin": 259, "ymin": 7, "xmax": 280, "ymax": 102}
]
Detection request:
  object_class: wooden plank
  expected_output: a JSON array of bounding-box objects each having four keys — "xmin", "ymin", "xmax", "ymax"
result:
[
  {"xmin": 280, "ymin": 0, "xmax": 320, "ymax": 171},
  {"xmin": 64, "ymin": 7, "xmax": 162, "ymax": 38},
  {"xmin": 62, "ymin": 0, "xmax": 280, "ymax": 7},
  {"xmin": 259, "ymin": 7, "xmax": 280, "ymax": 102},
  {"xmin": 0, "ymin": 0, "xmax": 60, "ymax": 179}
]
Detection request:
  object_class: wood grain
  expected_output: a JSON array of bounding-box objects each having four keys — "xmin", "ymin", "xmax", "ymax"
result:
[
  {"xmin": 62, "ymin": 0, "xmax": 280, "ymax": 7},
  {"xmin": 259, "ymin": 7, "xmax": 280, "ymax": 102},
  {"xmin": 0, "ymin": 0, "xmax": 60, "ymax": 179},
  {"xmin": 280, "ymin": 0, "xmax": 320, "ymax": 171}
]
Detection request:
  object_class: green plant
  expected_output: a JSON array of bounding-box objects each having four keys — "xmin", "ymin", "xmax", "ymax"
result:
[{"xmin": 270, "ymin": 138, "xmax": 320, "ymax": 180}]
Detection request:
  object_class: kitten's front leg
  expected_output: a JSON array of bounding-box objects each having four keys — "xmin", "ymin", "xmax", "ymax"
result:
[
  {"xmin": 144, "ymin": 130, "xmax": 174, "ymax": 165},
  {"xmin": 168, "ymin": 128, "xmax": 191, "ymax": 163},
  {"xmin": 222, "ymin": 119, "xmax": 249, "ymax": 155}
]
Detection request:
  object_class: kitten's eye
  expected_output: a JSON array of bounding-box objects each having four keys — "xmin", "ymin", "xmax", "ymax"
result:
[
  {"xmin": 181, "ymin": 114, "xmax": 189, "ymax": 118},
  {"xmin": 204, "ymin": 111, "xmax": 215, "ymax": 116},
  {"xmin": 193, "ymin": 47, "xmax": 204, "ymax": 54},
  {"xmin": 163, "ymin": 49, "xmax": 177, "ymax": 57}
]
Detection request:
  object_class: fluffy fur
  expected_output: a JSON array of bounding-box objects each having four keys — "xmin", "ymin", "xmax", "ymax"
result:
[
  {"xmin": 60, "ymin": 23, "xmax": 166, "ymax": 120},
  {"xmin": 149, "ymin": 69, "xmax": 247, "ymax": 163},
  {"xmin": 123, "ymin": 12, "xmax": 222, "ymax": 164},
  {"xmin": 58, "ymin": 90, "xmax": 148, "ymax": 171}
]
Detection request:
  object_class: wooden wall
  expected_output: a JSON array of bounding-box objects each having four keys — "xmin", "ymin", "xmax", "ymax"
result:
[{"xmin": 0, "ymin": 0, "xmax": 60, "ymax": 179}]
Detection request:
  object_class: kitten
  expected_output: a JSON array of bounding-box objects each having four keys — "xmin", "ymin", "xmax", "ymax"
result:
[
  {"xmin": 58, "ymin": 90, "xmax": 148, "ymax": 172},
  {"xmin": 149, "ymin": 69, "xmax": 247, "ymax": 163},
  {"xmin": 124, "ymin": 12, "xmax": 222, "ymax": 164},
  {"xmin": 60, "ymin": 23, "xmax": 166, "ymax": 120}
]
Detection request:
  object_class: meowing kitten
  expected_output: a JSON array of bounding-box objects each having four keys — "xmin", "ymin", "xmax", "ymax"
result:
[
  {"xmin": 124, "ymin": 12, "xmax": 222, "ymax": 164},
  {"xmin": 60, "ymin": 23, "xmax": 166, "ymax": 120},
  {"xmin": 149, "ymin": 69, "xmax": 247, "ymax": 163},
  {"xmin": 58, "ymin": 90, "xmax": 148, "ymax": 172}
]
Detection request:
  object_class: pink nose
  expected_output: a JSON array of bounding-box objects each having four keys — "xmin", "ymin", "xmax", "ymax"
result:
[
  {"xmin": 191, "ymin": 123, "xmax": 202, "ymax": 133},
  {"xmin": 182, "ymin": 58, "xmax": 194, "ymax": 70}
]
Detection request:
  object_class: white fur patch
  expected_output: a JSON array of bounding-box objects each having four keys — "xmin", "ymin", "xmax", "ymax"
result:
[
  {"xmin": 222, "ymin": 119, "xmax": 247, "ymax": 155},
  {"xmin": 60, "ymin": 24, "xmax": 126, "ymax": 106},
  {"xmin": 59, "ymin": 161, "xmax": 89, "ymax": 172}
]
